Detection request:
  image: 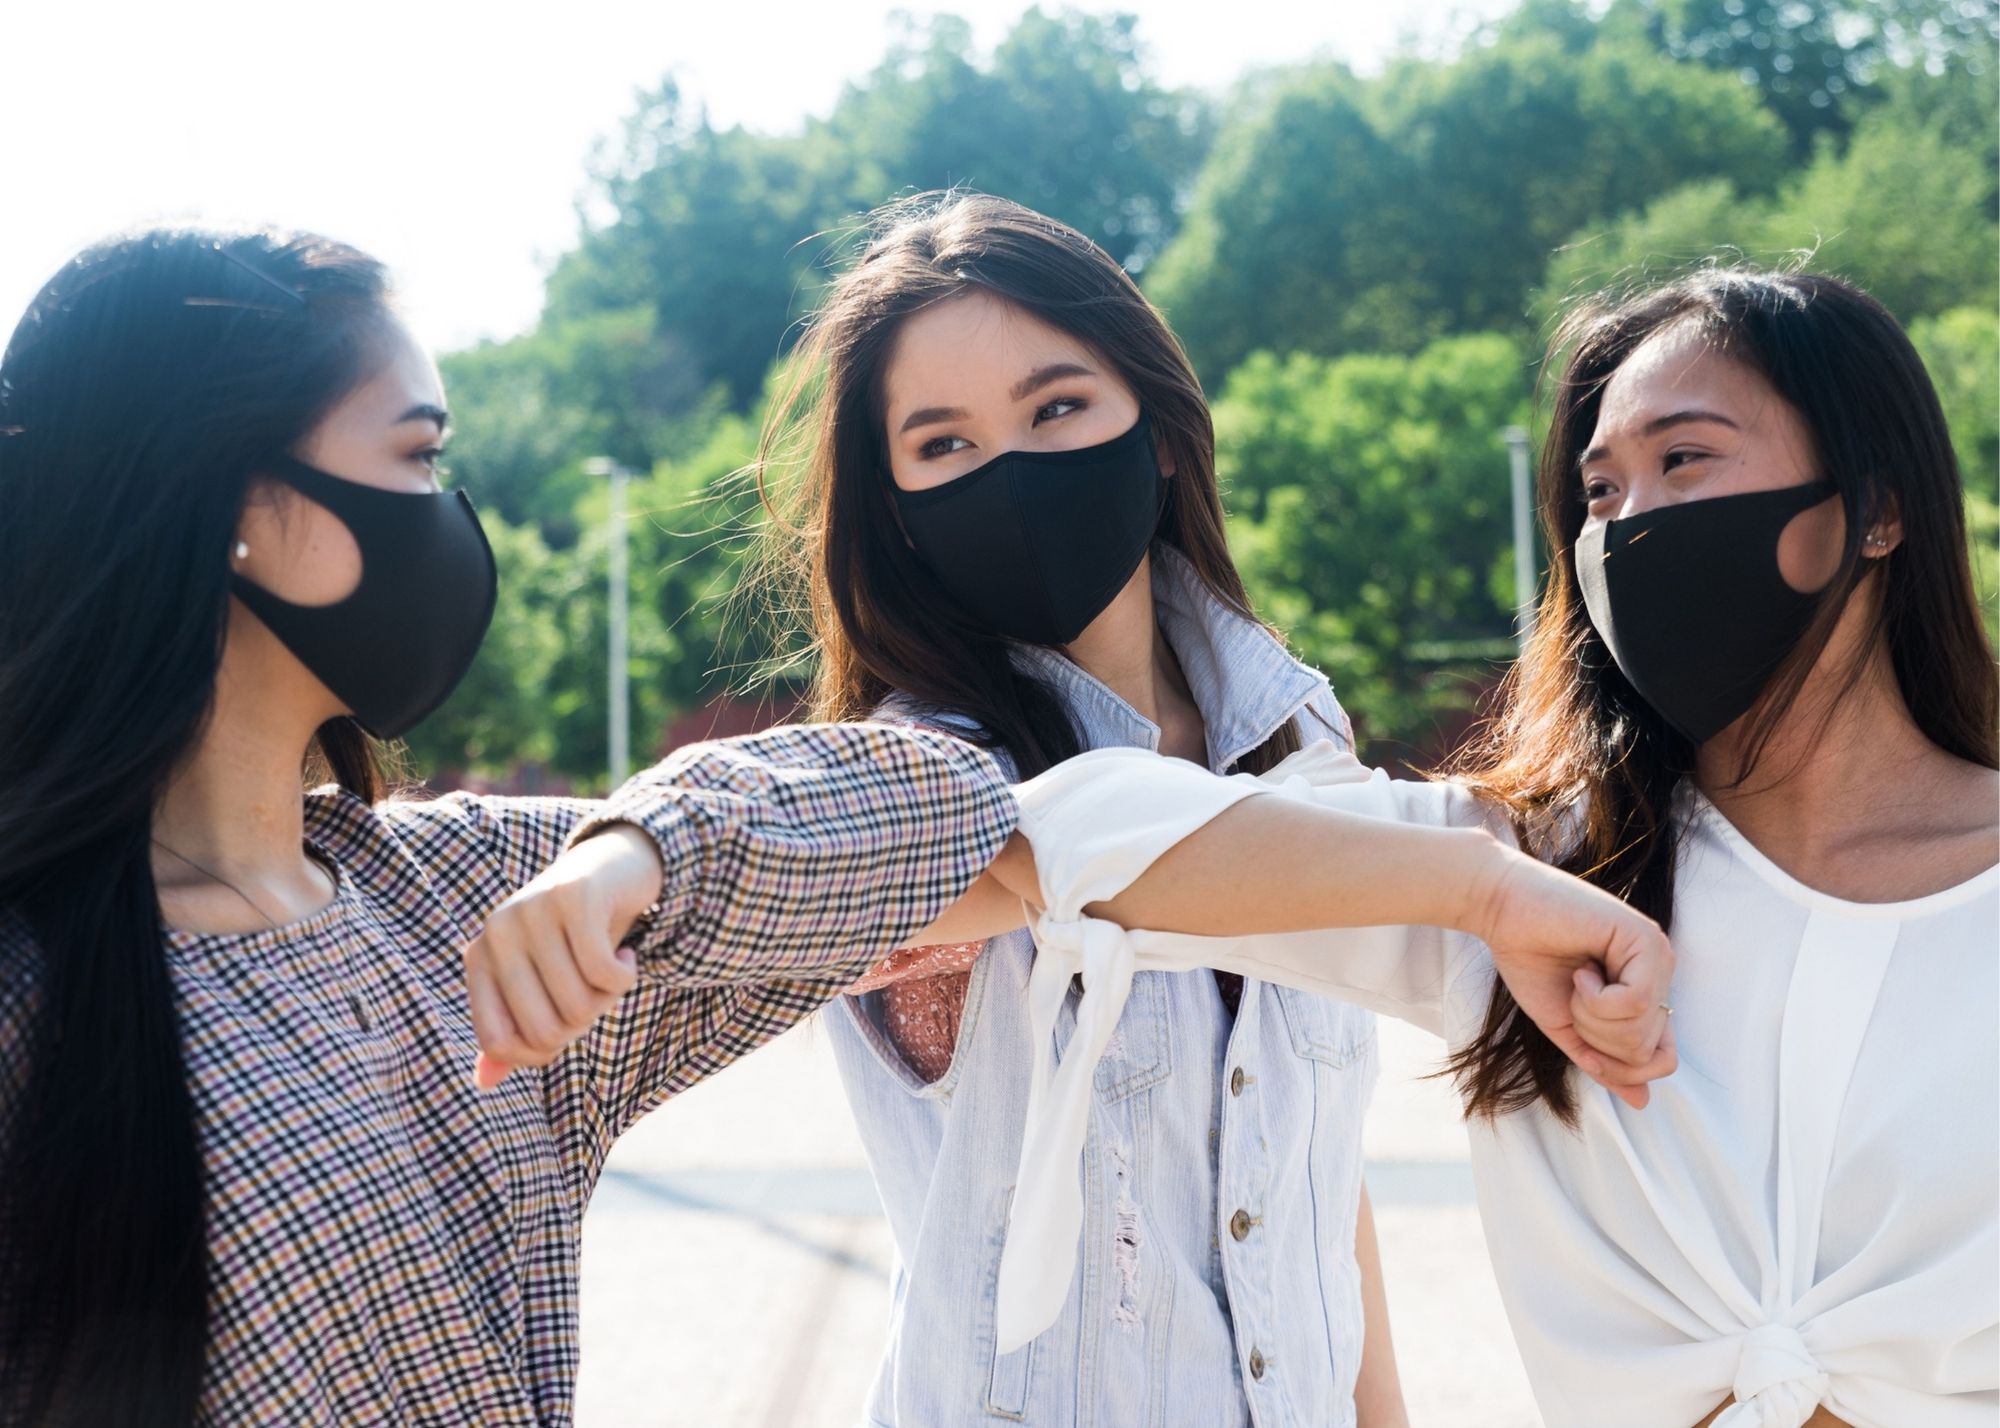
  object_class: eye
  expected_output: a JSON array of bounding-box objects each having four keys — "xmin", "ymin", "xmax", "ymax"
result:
[
  {"xmin": 1579, "ymin": 473, "xmax": 1615, "ymax": 507},
  {"xmin": 415, "ymin": 445, "xmax": 447, "ymax": 472},
  {"xmin": 918, "ymin": 435, "xmax": 972, "ymax": 461},
  {"xmin": 1663, "ymin": 448, "xmax": 1709, "ymax": 472},
  {"xmin": 1034, "ymin": 397, "xmax": 1086, "ymax": 424}
]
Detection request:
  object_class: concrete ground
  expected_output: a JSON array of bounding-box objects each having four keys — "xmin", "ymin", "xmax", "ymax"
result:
[{"xmin": 576, "ymin": 1015, "xmax": 1543, "ymax": 1427}]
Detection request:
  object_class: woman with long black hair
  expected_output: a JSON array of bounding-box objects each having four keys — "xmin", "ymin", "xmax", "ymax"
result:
[
  {"xmin": 998, "ymin": 269, "xmax": 1999, "ymax": 1427},
  {"xmin": 0, "ymin": 227, "xmax": 1020, "ymax": 1426}
]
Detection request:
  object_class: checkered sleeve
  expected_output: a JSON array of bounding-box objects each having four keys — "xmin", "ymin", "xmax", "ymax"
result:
[{"xmin": 546, "ymin": 722, "xmax": 1016, "ymax": 1168}]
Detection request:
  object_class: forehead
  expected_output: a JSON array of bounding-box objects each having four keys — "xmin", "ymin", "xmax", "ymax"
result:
[
  {"xmin": 325, "ymin": 317, "xmax": 444, "ymax": 425},
  {"xmin": 1593, "ymin": 320, "xmax": 1764, "ymax": 433},
  {"xmin": 882, "ymin": 290, "xmax": 1094, "ymax": 412}
]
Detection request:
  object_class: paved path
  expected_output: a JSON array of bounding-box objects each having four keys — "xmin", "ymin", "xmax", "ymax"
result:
[{"xmin": 577, "ymin": 1016, "xmax": 1542, "ymax": 1427}]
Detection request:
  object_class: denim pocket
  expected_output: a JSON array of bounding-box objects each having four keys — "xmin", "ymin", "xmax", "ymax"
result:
[{"xmin": 1273, "ymin": 985, "xmax": 1377, "ymax": 1067}]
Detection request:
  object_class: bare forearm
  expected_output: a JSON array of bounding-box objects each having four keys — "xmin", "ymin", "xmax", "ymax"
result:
[
  {"xmin": 1352, "ymin": 1182, "xmax": 1410, "ymax": 1428},
  {"xmin": 989, "ymin": 797, "xmax": 1509, "ymax": 939}
]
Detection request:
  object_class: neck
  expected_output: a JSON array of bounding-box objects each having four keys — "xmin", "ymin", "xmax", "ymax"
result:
[
  {"xmin": 152, "ymin": 662, "xmax": 322, "ymax": 881},
  {"xmin": 1061, "ymin": 557, "xmax": 1188, "ymax": 729},
  {"xmin": 1695, "ymin": 606, "xmax": 1928, "ymax": 853}
]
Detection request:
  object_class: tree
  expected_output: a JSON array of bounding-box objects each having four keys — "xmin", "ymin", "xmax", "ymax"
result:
[
  {"xmin": 399, "ymin": 513, "xmax": 564, "ymax": 780},
  {"xmin": 1911, "ymin": 306, "xmax": 2000, "ymax": 640},
  {"xmin": 1147, "ymin": 32, "xmax": 1787, "ymax": 384},
  {"xmin": 1607, "ymin": 0, "xmax": 2000, "ymax": 155},
  {"xmin": 825, "ymin": 9, "xmax": 1210, "ymax": 272},
  {"xmin": 1537, "ymin": 90, "xmax": 1999, "ymax": 325},
  {"xmin": 539, "ymin": 9, "xmax": 1209, "ymax": 424},
  {"xmin": 1215, "ymin": 334, "xmax": 1532, "ymax": 752}
]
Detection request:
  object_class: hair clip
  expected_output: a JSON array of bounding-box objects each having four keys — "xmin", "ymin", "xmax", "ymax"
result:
[{"xmin": 212, "ymin": 244, "xmax": 308, "ymax": 309}]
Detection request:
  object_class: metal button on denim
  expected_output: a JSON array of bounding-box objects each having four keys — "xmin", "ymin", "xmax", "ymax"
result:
[
  {"xmin": 1229, "ymin": 1065, "xmax": 1246, "ymax": 1096},
  {"xmin": 1229, "ymin": 1209, "xmax": 1253, "ymax": 1241},
  {"xmin": 1249, "ymin": 1350, "xmax": 1267, "ymax": 1380}
]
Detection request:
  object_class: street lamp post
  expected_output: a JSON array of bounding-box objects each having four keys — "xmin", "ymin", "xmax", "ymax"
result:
[
  {"xmin": 1502, "ymin": 425, "xmax": 1536, "ymax": 651},
  {"xmin": 583, "ymin": 457, "xmax": 632, "ymax": 788}
]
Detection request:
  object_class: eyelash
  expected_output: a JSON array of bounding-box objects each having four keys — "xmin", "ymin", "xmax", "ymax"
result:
[
  {"xmin": 416, "ymin": 445, "xmax": 447, "ymax": 470},
  {"xmin": 1578, "ymin": 450, "xmax": 1708, "ymax": 504},
  {"xmin": 916, "ymin": 396, "xmax": 1089, "ymax": 460}
]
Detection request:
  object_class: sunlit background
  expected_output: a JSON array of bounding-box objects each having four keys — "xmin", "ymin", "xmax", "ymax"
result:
[{"xmin": 13, "ymin": 2, "xmax": 1996, "ymax": 1423}]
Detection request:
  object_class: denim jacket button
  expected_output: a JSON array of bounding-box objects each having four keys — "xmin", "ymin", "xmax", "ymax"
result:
[
  {"xmin": 1229, "ymin": 1208, "xmax": 1253, "ymax": 1241},
  {"xmin": 1249, "ymin": 1349, "xmax": 1267, "ymax": 1380},
  {"xmin": 1229, "ymin": 1065, "xmax": 1246, "ymax": 1096}
]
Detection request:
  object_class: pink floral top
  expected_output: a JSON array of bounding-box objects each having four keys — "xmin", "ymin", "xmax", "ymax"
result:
[{"xmin": 847, "ymin": 942, "xmax": 988, "ymax": 1082}]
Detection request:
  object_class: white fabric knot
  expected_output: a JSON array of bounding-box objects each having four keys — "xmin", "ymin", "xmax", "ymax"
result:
[
  {"xmin": 992, "ymin": 908, "xmax": 1138, "ymax": 1353},
  {"xmin": 1712, "ymin": 1323, "xmax": 1829, "ymax": 1428}
]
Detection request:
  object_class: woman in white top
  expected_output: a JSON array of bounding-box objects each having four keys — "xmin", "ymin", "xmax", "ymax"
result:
[{"xmin": 979, "ymin": 269, "xmax": 1998, "ymax": 1428}]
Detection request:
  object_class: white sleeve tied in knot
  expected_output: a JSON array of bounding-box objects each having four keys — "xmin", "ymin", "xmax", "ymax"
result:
[
  {"xmin": 1712, "ymin": 1323, "xmax": 1829, "ymax": 1428},
  {"xmin": 993, "ymin": 749, "xmax": 1269, "ymax": 1353}
]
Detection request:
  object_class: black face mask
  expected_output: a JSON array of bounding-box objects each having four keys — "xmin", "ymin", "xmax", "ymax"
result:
[
  {"xmin": 893, "ymin": 413, "xmax": 1165, "ymax": 646},
  {"xmin": 231, "ymin": 455, "xmax": 498, "ymax": 738},
  {"xmin": 1574, "ymin": 479, "xmax": 1840, "ymax": 745}
]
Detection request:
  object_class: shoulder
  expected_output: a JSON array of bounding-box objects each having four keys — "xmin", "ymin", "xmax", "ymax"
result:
[
  {"xmin": 306, "ymin": 780, "xmax": 492, "ymax": 867},
  {"xmin": 868, "ymin": 698, "xmax": 1019, "ymax": 782},
  {"xmin": 1294, "ymin": 683, "xmax": 1354, "ymax": 753}
]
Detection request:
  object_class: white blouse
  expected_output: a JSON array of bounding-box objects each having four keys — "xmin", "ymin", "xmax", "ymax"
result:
[{"xmin": 1004, "ymin": 742, "xmax": 1999, "ymax": 1428}]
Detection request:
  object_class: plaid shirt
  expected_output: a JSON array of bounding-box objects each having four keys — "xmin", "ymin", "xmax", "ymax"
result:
[{"xmin": 0, "ymin": 722, "xmax": 1015, "ymax": 1425}]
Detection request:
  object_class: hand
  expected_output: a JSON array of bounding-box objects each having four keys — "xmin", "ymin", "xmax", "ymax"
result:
[
  {"xmin": 1464, "ymin": 848, "xmax": 1678, "ymax": 1109},
  {"xmin": 464, "ymin": 824, "xmax": 663, "ymax": 1089}
]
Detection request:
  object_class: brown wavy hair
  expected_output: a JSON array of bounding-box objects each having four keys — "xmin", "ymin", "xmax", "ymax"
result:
[
  {"xmin": 751, "ymin": 191, "xmax": 1309, "ymax": 777},
  {"xmin": 1443, "ymin": 268, "xmax": 1998, "ymax": 1126}
]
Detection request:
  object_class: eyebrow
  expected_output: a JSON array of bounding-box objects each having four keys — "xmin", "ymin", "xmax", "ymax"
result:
[
  {"xmin": 896, "ymin": 362, "xmax": 1101, "ymax": 435},
  {"xmin": 396, "ymin": 403, "xmax": 450, "ymax": 429},
  {"xmin": 1010, "ymin": 362, "xmax": 1096, "ymax": 402},
  {"xmin": 1579, "ymin": 408, "xmax": 1741, "ymax": 467}
]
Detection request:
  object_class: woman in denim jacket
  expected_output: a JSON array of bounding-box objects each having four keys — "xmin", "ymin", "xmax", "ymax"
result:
[{"xmin": 757, "ymin": 191, "xmax": 1406, "ymax": 1428}]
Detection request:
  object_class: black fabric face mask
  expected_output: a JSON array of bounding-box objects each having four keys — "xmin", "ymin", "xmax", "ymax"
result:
[
  {"xmin": 892, "ymin": 413, "xmax": 1166, "ymax": 646},
  {"xmin": 231, "ymin": 455, "xmax": 498, "ymax": 738},
  {"xmin": 1574, "ymin": 479, "xmax": 1840, "ymax": 745}
]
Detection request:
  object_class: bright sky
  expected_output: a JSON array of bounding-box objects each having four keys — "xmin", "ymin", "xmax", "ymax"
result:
[{"xmin": 5, "ymin": 0, "xmax": 1517, "ymax": 355}]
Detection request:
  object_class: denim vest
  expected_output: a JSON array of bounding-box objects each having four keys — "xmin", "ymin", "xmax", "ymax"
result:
[{"xmin": 826, "ymin": 547, "xmax": 1380, "ymax": 1428}]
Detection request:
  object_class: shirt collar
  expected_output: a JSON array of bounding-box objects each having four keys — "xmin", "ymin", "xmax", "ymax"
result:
[{"xmin": 1012, "ymin": 543, "xmax": 1328, "ymax": 771}]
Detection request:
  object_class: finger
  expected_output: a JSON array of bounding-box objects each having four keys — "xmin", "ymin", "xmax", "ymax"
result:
[
  {"xmin": 1572, "ymin": 975, "xmax": 1667, "ymax": 1063},
  {"xmin": 567, "ymin": 911, "xmax": 640, "ymax": 998},
  {"xmin": 1578, "ymin": 977, "xmax": 1660, "ymax": 1023},
  {"xmin": 1583, "ymin": 1043, "xmax": 1678, "ymax": 1087},
  {"xmin": 485, "ymin": 921, "xmax": 566, "ymax": 1060},
  {"xmin": 1605, "ymin": 926, "xmax": 1676, "ymax": 1002},
  {"xmin": 1605, "ymin": 1080, "xmax": 1650, "ymax": 1111},
  {"xmin": 1572, "ymin": 999, "xmax": 1662, "ymax": 1064},
  {"xmin": 532, "ymin": 919, "xmax": 622, "ymax": 1033},
  {"xmin": 464, "ymin": 948, "xmax": 521, "ymax": 1089},
  {"xmin": 474, "ymin": 1051, "xmax": 511, "ymax": 1090},
  {"xmin": 1541, "ymin": 1019, "xmax": 1607, "ymax": 1080}
]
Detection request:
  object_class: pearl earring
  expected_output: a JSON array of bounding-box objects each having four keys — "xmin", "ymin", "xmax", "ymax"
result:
[{"xmin": 234, "ymin": 541, "xmax": 250, "ymax": 560}]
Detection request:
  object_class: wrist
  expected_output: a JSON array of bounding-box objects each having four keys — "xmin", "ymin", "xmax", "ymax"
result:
[
  {"xmin": 1448, "ymin": 828, "xmax": 1520, "ymax": 941},
  {"xmin": 584, "ymin": 822, "xmax": 666, "ymax": 934}
]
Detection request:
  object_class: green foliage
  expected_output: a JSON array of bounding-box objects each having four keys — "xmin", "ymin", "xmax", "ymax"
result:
[
  {"xmin": 1147, "ymin": 28, "xmax": 1787, "ymax": 383},
  {"xmin": 412, "ymin": 0, "xmax": 1999, "ymax": 776},
  {"xmin": 1538, "ymin": 91, "xmax": 2000, "ymax": 324},
  {"xmin": 538, "ymin": 9, "xmax": 1207, "ymax": 429},
  {"xmin": 399, "ymin": 513, "xmax": 563, "ymax": 778},
  {"xmin": 1216, "ymin": 335, "xmax": 1532, "ymax": 751},
  {"xmin": 1911, "ymin": 306, "xmax": 2000, "ymax": 640}
]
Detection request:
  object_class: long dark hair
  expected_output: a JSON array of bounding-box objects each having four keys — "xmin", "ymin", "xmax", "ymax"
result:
[
  {"xmin": 754, "ymin": 191, "xmax": 1302, "ymax": 777},
  {"xmin": 0, "ymin": 229, "xmax": 395, "ymax": 1425},
  {"xmin": 1445, "ymin": 268, "xmax": 1998, "ymax": 1125}
]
